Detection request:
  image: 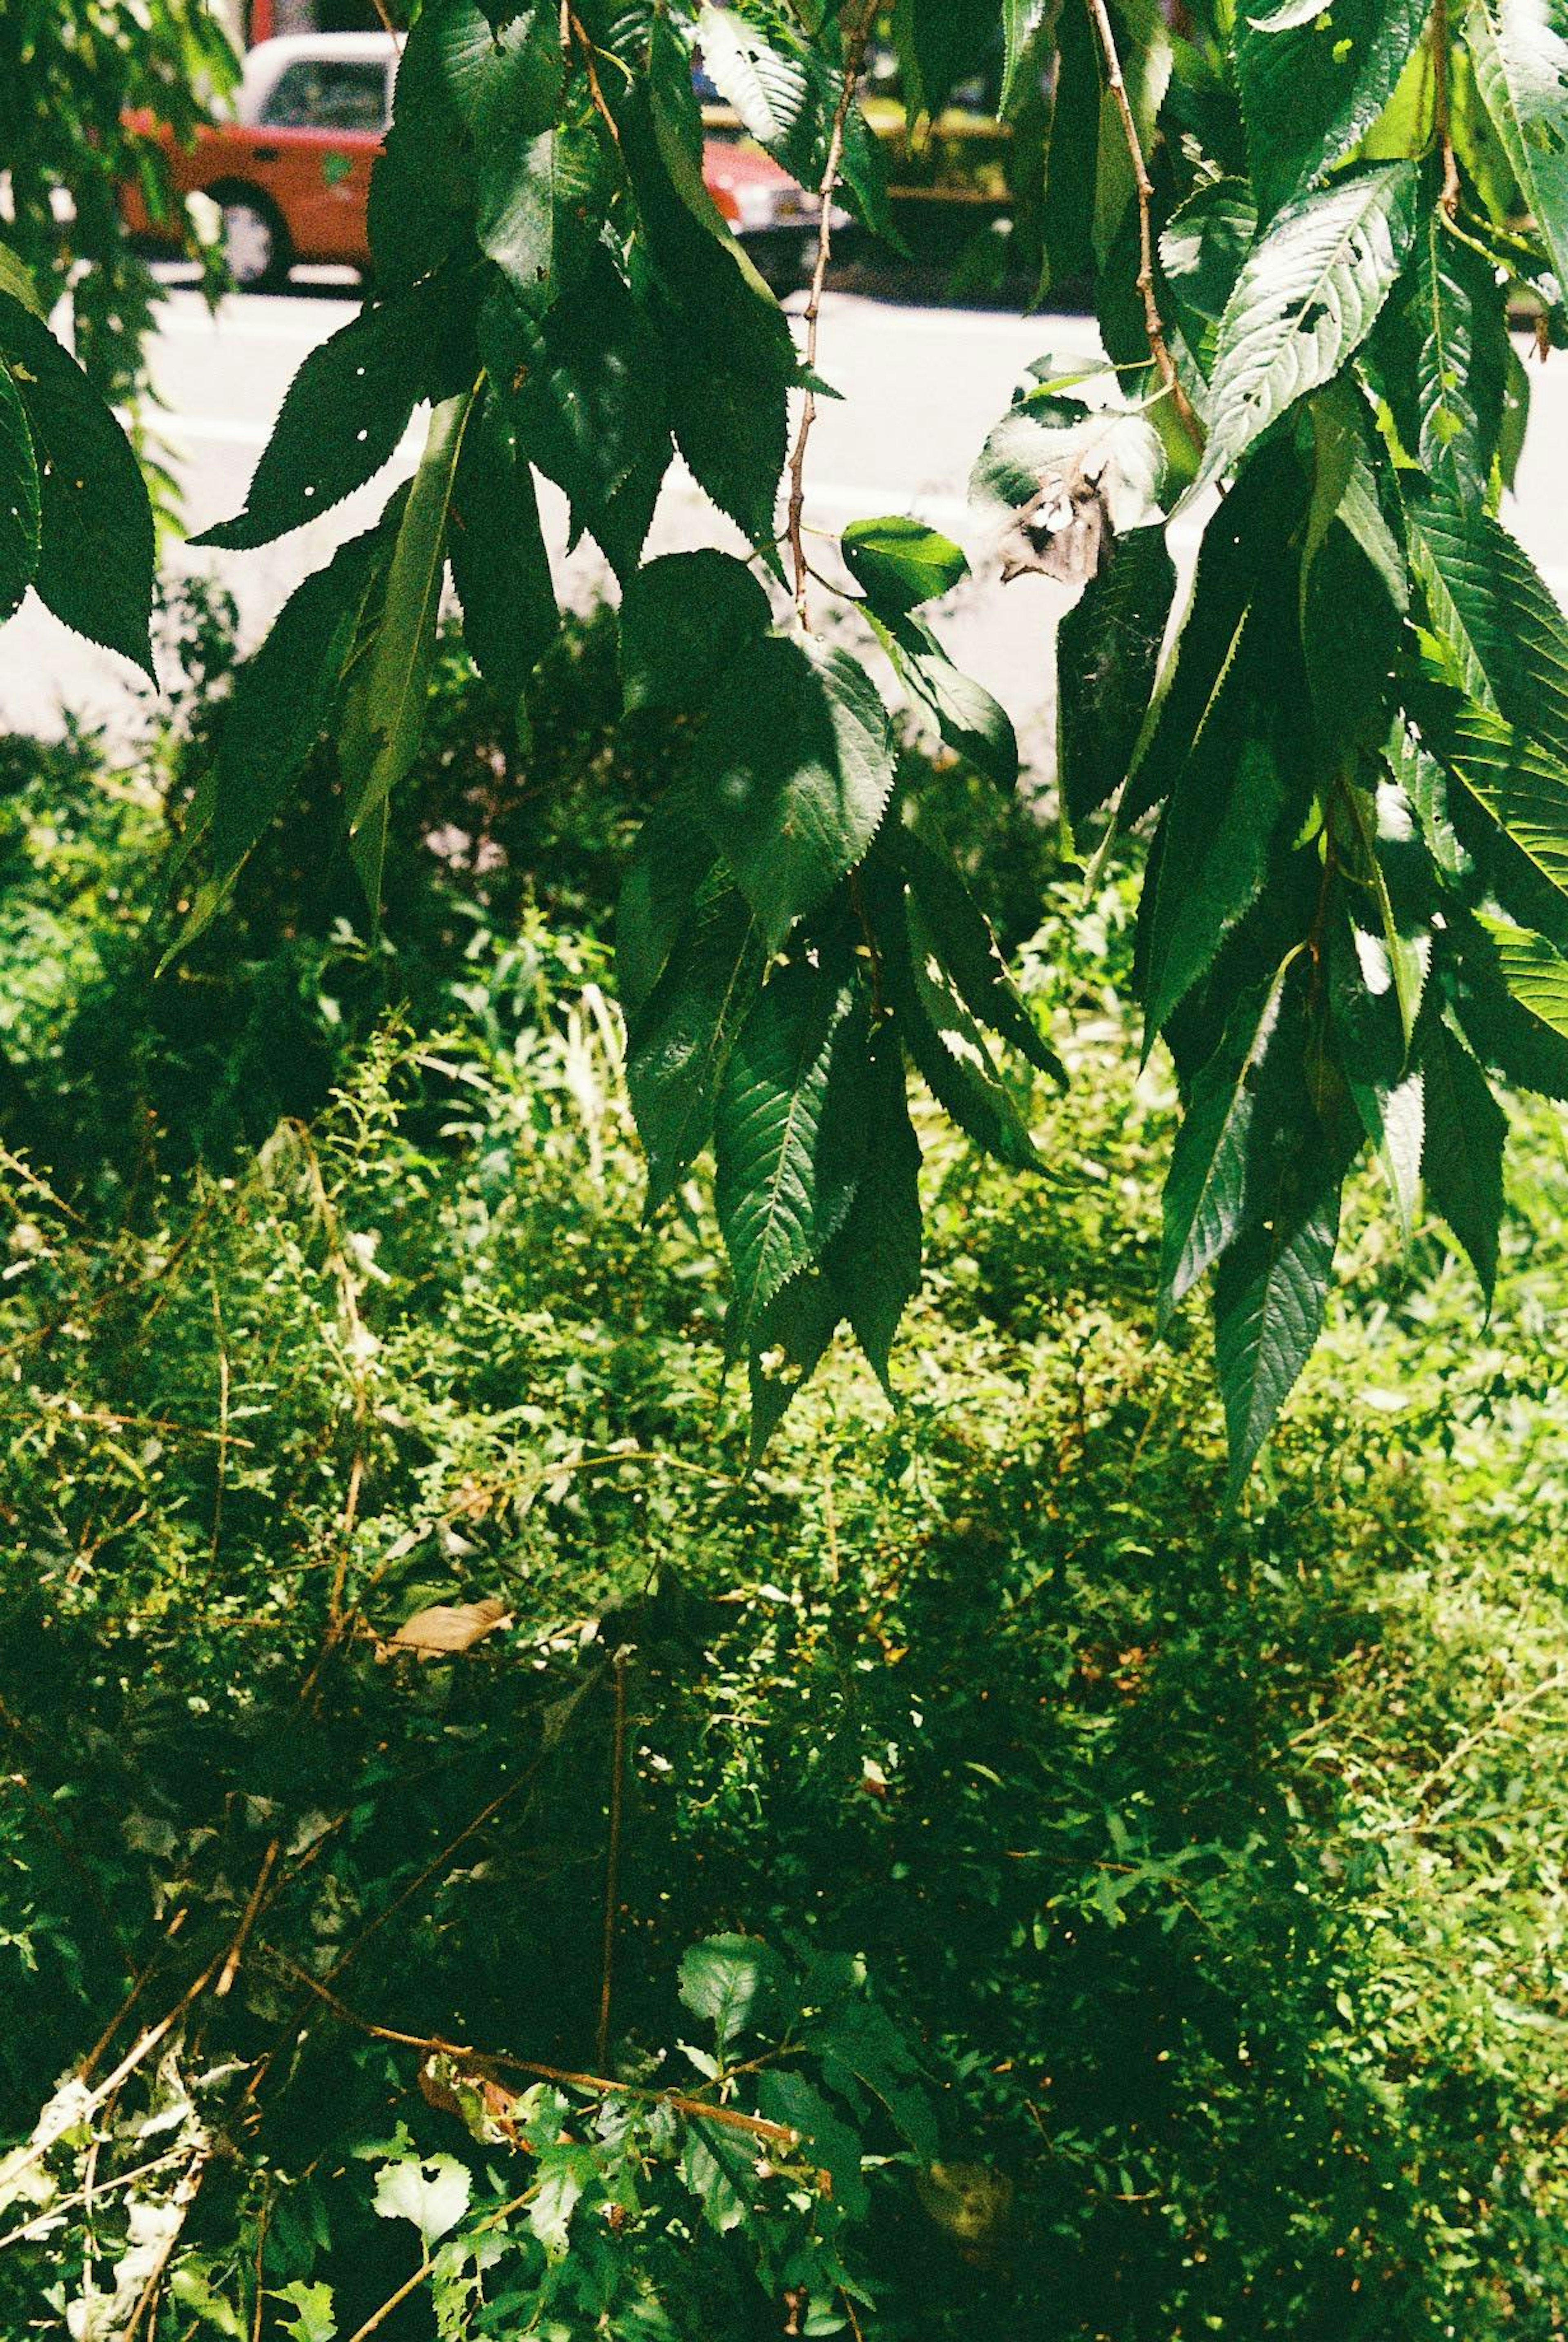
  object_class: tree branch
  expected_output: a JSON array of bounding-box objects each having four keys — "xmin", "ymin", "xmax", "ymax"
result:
[
  {"xmin": 786, "ymin": 0, "xmax": 880, "ymax": 628},
  {"xmin": 1083, "ymin": 0, "xmax": 1203, "ymax": 450},
  {"xmin": 1431, "ymin": 0, "xmax": 1461, "ymax": 220}
]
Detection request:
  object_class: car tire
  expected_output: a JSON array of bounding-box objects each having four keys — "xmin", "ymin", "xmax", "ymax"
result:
[{"xmin": 216, "ymin": 189, "xmax": 292, "ymax": 294}]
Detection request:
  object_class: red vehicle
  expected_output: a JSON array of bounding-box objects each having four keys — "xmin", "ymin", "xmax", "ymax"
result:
[{"xmin": 124, "ymin": 32, "xmax": 831, "ymax": 292}]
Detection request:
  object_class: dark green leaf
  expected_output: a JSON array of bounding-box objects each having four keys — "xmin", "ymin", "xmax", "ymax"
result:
[
  {"xmin": 1466, "ymin": 0, "xmax": 1568, "ymax": 292},
  {"xmin": 873, "ymin": 608, "xmax": 1019, "ymax": 790},
  {"xmin": 1038, "ymin": 0, "xmax": 1101, "ymax": 294},
  {"xmin": 1158, "ymin": 180, "xmax": 1257, "ymax": 404},
  {"xmin": 0, "ymin": 357, "xmax": 39, "ymax": 622},
  {"xmin": 1235, "ymin": 0, "xmax": 1433, "ymax": 217},
  {"xmin": 678, "ymin": 1933, "xmax": 789, "ymax": 2050},
  {"xmin": 1057, "ymin": 522, "xmax": 1177, "ymax": 831},
  {"xmin": 900, "ymin": 831, "xmax": 1066, "ymax": 1083},
  {"xmin": 893, "ymin": 0, "xmax": 1002, "ymax": 116},
  {"xmin": 624, "ymin": 876, "xmax": 765, "ymax": 1213},
  {"xmin": 885, "ymin": 885, "xmax": 1041, "ymax": 1170},
  {"xmin": 1377, "ymin": 216, "xmax": 1508, "ymax": 504},
  {"xmin": 619, "ymin": 550, "xmax": 773, "ymax": 715},
  {"xmin": 1212, "ymin": 1144, "xmax": 1341, "ymax": 1489},
  {"xmin": 823, "ymin": 1019, "xmax": 923, "ymax": 1390},
  {"xmin": 616, "ymin": 795, "xmax": 717, "ymax": 1022},
  {"xmin": 448, "ymin": 383, "xmax": 558, "ymax": 726},
  {"xmin": 693, "ymin": 637, "xmax": 896, "ymax": 949},
  {"xmin": 1408, "ymin": 494, "xmax": 1568, "ymax": 770},
  {"xmin": 1421, "ymin": 1015, "xmax": 1506, "ymax": 1298},
  {"xmin": 0, "ymin": 290, "xmax": 154, "ymax": 675},
  {"xmin": 746, "ymin": 1265, "xmax": 844, "ymax": 1457},
  {"xmin": 715, "ymin": 961, "xmax": 868, "ymax": 1334},
  {"xmin": 755, "ymin": 2071, "xmax": 870, "ymax": 2220}
]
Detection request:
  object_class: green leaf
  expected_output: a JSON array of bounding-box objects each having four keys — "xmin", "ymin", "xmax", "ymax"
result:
[
  {"xmin": 873, "ymin": 608, "xmax": 1019, "ymax": 791},
  {"xmin": 1192, "ymin": 163, "xmax": 1421, "ymax": 496},
  {"xmin": 693, "ymin": 638, "xmax": 896, "ymax": 950},
  {"xmin": 1408, "ymin": 494, "xmax": 1568, "ymax": 770},
  {"xmin": 193, "ymin": 294, "xmax": 432, "ymax": 551},
  {"xmin": 1478, "ymin": 913, "xmax": 1568, "ymax": 1037},
  {"xmin": 755, "ymin": 2070, "xmax": 871, "ymax": 2221},
  {"xmin": 619, "ymin": 550, "xmax": 773, "ymax": 715},
  {"xmin": 678, "ymin": 1934, "xmax": 788, "ymax": 2051},
  {"xmin": 842, "ymin": 515, "xmax": 969, "ymax": 611},
  {"xmin": 746, "ymin": 1264, "xmax": 845, "ymax": 1455},
  {"xmin": 885, "ymin": 885, "xmax": 1041, "ymax": 1171},
  {"xmin": 373, "ymin": 2153, "xmax": 472, "ymax": 2246},
  {"xmin": 0, "ymin": 359, "xmax": 39, "ymax": 622},
  {"xmin": 617, "ymin": 795, "xmax": 718, "ymax": 1021},
  {"xmin": 165, "ymin": 513, "xmax": 392, "ymax": 963},
  {"xmin": 624, "ymin": 875, "xmax": 764, "ymax": 1212},
  {"xmin": 1455, "ymin": 911, "xmax": 1568, "ymax": 1095},
  {"xmin": 449, "ymin": 384, "xmax": 557, "ymax": 728},
  {"xmin": 893, "ymin": 0, "xmax": 1001, "ymax": 116},
  {"xmin": 1378, "ymin": 216, "xmax": 1508, "ymax": 504},
  {"xmin": 1466, "ymin": 0, "xmax": 1568, "ymax": 293},
  {"xmin": 1158, "ymin": 181, "xmax": 1258, "ymax": 405},
  {"xmin": 1057, "ymin": 523, "xmax": 1177, "ymax": 831},
  {"xmin": 807, "ymin": 1992, "xmax": 937, "ymax": 2159},
  {"xmin": 1001, "ymin": 0, "xmax": 1054, "ymax": 114},
  {"xmin": 342, "ymin": 389, "xmax": 474, "ymax": 872},
  {"xmin": 0, "ymin": 290, "xmax": 154, "ymax": 675},
  {"xmin": 900, "ymin": 832, "xmax": 1066, "ymax": 1083},
  {"xmin": 528, "ymin": 2152, "xmax": 587, "ymax": 2259},
  {"xmin": 269, "ymin": 2281, "xmax": 338, "ymax": 2342},
  {"xmin": 1212, "ymin": 1146, "xmax": 1341, "ymax": 1489},
  {"xmin": 1423, "ymin": 697, "xmax": 1568, "ymax": 910},
  {"xmin": 1421, "ymin": 1016, "xmax": 1506, "ymax": 1298},
  {"xmin": 1091, "ymin": 0, "xmax": 1173, "ymax": 265},
  {"xmin": 1038, "ymin": 0, "xmax": 1101, "ymax": 293},
  {"xmin": 1158, "ymin": 958, "xmax": 1296, "ymax": 1329},
  {"xmin": 1235, "ymin": 0, "xmax": 1433, "ymax": 216},
  {"xmin": 823, "ymin": 1019, "xmax": 923, "ymax": 1391},
  {"xmin": 715, "ymin": 962, "xmax": 867, "ymax": 1335}
]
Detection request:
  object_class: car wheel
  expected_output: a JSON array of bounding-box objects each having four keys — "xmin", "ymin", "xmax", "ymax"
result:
[{"xmin": 220, "ymin": 193, "xmax": 290, "ymax": 293}]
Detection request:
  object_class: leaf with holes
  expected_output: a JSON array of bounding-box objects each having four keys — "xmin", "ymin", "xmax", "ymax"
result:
[
  {"xmin": 1192, "ymin": 163, "xmax": 1420, "ymax": 496},
  {"xmin": 1235, "ymin": 0, "xmax": 1433, "ymax": 216}
]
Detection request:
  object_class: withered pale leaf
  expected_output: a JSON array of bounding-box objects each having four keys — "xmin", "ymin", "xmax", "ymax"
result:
[{"xmin": 382, "ymin": 1595, "xmax": 512, "ymax": 1661}]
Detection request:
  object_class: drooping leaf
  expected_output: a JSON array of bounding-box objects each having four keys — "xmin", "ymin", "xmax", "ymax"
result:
[
  {"xmin": 1158, "ymin": 180, "xmax": 1257, "ymax": 406},
  {"xmin": 1408, "ymin": 493, "xmax": 1568, "ymax": 772},
  {"xmin": 823, "ymin": 1018, "xmax": 923, "ymax": 1390},
  {"xmin": 693, "ymin": 637, "xmax": 896, "ymax": 949},
  {"xmin": 0, "ymin": 359, "xmax": 39, "ymax": 622},
  {"xmin": 872, "ymin": 608, "xmax": 1020, "ymax": 790},
  {"xmin": 1421, "ymin": 1015, "xmax": 1507, "ymax": 1298},
  {"xmin": 619, "ymin": 550, "xmax": 773, "ymax": 715},
  {"xmin": 893, "ymin": 0, "xmax": 1002, "ymax": 116},
  {"xmin": 1454, "ymin": 910, "xmax": 1568, "ymax": 1096},
  {"xmin": 746, "ymin": 1265, "xmax": 845, "ymax": 1457},
  {"xmin": 1376, "ymin": 216, "xmax": 1508, "ymax": 504},
  {"xmin": 1212, "ymin": 1144, "xmax": 1341, "ymax": 1489},
  {"xmin": 0, "ymin": 290, "xmax": 154, "ymax": 675},
  {"xmin": 884, "ymin": 882, "xmax": 1041, "ymax": 1170},
  {"xmin": 448, "ymin": 383, "xmax": 558, "ymax": 727},
  {"xmin": 1192, "ymin": 162, "xmax": 1421, "ymax": 495},
  {"xmin": 193, "ymin": 294, "xmax": 434, "ymax": 551},
  {"xmin": 1477, "ymin": 913, "xmax": 1568, "ymax": 1038},
  {"xmin": 1091, "ymin": 0, "xmax": 1174, "ymax": 265},
  {"xmin": 842, "ymin": 514, "xmax": 969, "ymax": 612},
  {"xmin": 1038, "ymin": 0, "xmax": 1102, "ymax": 294},
  {"xmin": 624, "ymin": 875, "xmax": 765, "ymax": 1213},
  {"xmin": 1234, "ymin": 0, "xmax": 1433, "ymax": 216},
  {"xmin": 1056, "ymin": 522, "xmax": 1177, "ymax": 830},
  {"xmin": 900, "ymin": 831, "xmax": 1066, "ymax": 1083},
  {"xmin": 755, "ymin": 2070, "xmax": 871, "ymax": 2220},
  {"xmin": 1466, "ymin": 0, "xmax": 1568, "ymax": 292},
  {"xmin": 1157, "ymin": 957, "xmax": 1296, "ymax": 1329},
  {"xmin": 715, "ymin": 960, "xmax": 868, "ymax": 1335}
]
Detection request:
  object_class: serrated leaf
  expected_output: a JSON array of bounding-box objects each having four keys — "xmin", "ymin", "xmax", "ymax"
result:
[
  {"xmin": 0, "ymin": 291, "xmax": 154, "ymax": 675},
  {"xmin": 900, "ymin": 832, "xmax": 1066, "ymax": 1083},
  {"xmin": 715, "ymin": 962, "xmax": 867, "ymax": 1335},
  {"xmin": 886, "ymin": 885, "xmax": 1040, "ymax": 1170},
  {"xmin": 624, "ymin": 876, "xmax": 764, "ymax": 1212},
  {"xmin": 697, "ymin": 7, "xmax": 813, "ymax": 146},
  {"xmin": 617, "ymin": 794, "xmax": 718, "ymax": 1021},
  {"xmin": 0, "ymin": 359, "xmax": 39, "ymax": 622},
  {"xmin": 619, "ymin": 550, "xmax": 772, "ymax": 715},
  {"xmin": 1378, "ymin": 216, "xmax": 1508, "ymax": 504},
  {"xmin": 1455, "ymin": 911, "xmax": 1568, "ymax": 1094},
  {"xmin": 1235, "ymin": 0, "xmax": 1433, "ymax": 216},
  {"xmin": 1158, "ymin": 180, "xmax": 1258, "ymax": 408},
  {"xmin": 165, "ymin": 513, "xmax": 392, "ymax": 963},
  {"xmin": 842, "ymin": 515, "xmax": 969, "ymax": 611},
  {"xmin": 1091, "ymin": 0, "xmax": 1173, "ymax": 266},
  {"xmin": 1425, "ymin": 698, "xmax": 1568, "ymax": 908},
  {"xmin": 1467, "ymin": 0, "xmax": 1568, "ymax": 292},
  {"xmin": 193, "ymin": 294, "xmax": 431, "ymax": 551},
  {"xmin": 1477, "ymin": 914, "xmax": 1568, "ymax": 1036},
  {"xmin": 693, "ymin": 637, "xmax": 895, "ymax": 949},
  {"xmin": 342, "ymin": 389, "xmax": 474, "ymax": 876},
  {"xmin": 1038, "ymin": 0, "xmax": 1101, "ymax": 293},
  {"xmin": 1408, "ymin": 494, "xmax": 1568, "ymax": 769},
  {"xmin": 755, "ymin": 2071, "xmax": 870, "ymax": 2219},
  {"xmin": 1192, "ymin": 163, "xmax": 1421, "ymax": 496},
  {"xmin": 823, "ymin": 1019, "xmax": 922, "ymax": 1390},
  {"xmin": 746, "ymin": 1265, "xmax": 844, "ymax": 1456},
  {"xmin": 449, "ymin": 384, "xmax": 557, "ymax": 727},
  {"xmin": 1212, "ymin": 1148, "xmax": 1341, "ymax": 1489},
  {"xmin": 1057, "ymin": 522, "xmax": 1177, "ymax": 831},
  {"xmin": 872, "ymin": 608, "xmax": 1019, "ymax": 790},
  {"xmin": 373, "ymin": 2153, "xmax": 471, "ymax": 2246},
  {"xmin": 807, "ymin": 1994, "xmax": 937, "ymax": 2159},
  {"xmin": 894, "ymin": 0, "xmax": 1001, "ymax": 116},
  {"xmin": 1001, "ymin": 0, "xmax": 1054, "ymax": 114},
  {"xmin": 678, "ymin": 1934, "xmax": 788, "ymax": 2050},
  {"xmin": 1421, "ymin": 1016, "xmax": 1506, "ymax": 1298},
  {"xmin": 1158, "ymin": 958, "xmax": 1295, "ymax": 1328}
]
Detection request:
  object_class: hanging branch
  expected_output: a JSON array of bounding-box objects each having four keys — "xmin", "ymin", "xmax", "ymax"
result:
[
  {"xmin": 1084, "ymin": 0, "xmax": 1203, "ymax": 450},
  {"xmin": 1431, "ymin": 0, "xmax": 1461, "ymax": 220},
  {"xmin": 785, "ymin": 0, "xmax": 880, "ymax": 628}
]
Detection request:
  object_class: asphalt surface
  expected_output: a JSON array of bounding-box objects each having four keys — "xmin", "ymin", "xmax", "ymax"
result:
[{"xmin": 3, "ymin": 272, "xmax": 1566, "ymax": 762}]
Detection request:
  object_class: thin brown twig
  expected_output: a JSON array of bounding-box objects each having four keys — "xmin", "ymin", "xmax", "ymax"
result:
[
  {"xmin": 120, "ymin": 2144, "xmax": 213, "ymax": 2342},
  {"xmin": 215, "ymin": 1836, "xmax": 281, "ymax": 2000},
  {"xmin": 345, "ymin": 2250, "xmax": 434, "ymax": 2342},
  {"xmin": 279, "ymin": 1962, "xmax": 802, "ymax": 2148},
  {"xmin": 568, "ymin": 9, "xmax": 621, "ymax": 142},
  {"xmin": 366, "ymin": 0, "xmax": 403, "ymax": 49},
  {"xmin": 786, "ymin": 0, "xmax": 880, "ymax": 626},
  {"xmin": 595, "ymin": 1650, "xmax": 629, "ymax": 2071},
  {"xmin": 1082, "ymin": 0, "xmax": 1203, "ymax": 450}
]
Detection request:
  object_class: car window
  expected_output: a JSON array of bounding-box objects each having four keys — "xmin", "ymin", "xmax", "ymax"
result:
[{"xmin": 260, "ymin": 59, "xmax": 389, "ymax": 132}]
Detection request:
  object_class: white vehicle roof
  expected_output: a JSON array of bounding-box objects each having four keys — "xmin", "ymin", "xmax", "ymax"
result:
[{"xmin": 236, "ymin": 33, "xmax": 397, "ymax": 124}]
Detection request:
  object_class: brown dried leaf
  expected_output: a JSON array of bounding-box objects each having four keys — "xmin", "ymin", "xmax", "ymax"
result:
[
  {"xmin": 383, "ymin": 1595, "xmax": 512, "ymax": 1660},
  {"xmin": 997, "ymin": 458, "xmax": 1112, "ymax": 585}
]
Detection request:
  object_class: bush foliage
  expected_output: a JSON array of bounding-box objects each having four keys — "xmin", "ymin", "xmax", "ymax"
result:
[{"xmin": 3, "ymin": 620, "xmax": 1568, "ymax": 2336}]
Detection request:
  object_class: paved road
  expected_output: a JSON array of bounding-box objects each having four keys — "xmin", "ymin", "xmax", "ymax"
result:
[{"xmin": 4, "ymin": 276, "xmax": 1566, "ymax": 764}]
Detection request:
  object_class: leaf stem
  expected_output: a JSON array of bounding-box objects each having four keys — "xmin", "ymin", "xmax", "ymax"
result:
[
  {"xmin": 1431, "ymin": 0, "xmax": 1461, "ymax": 221},
  {"xmin": 786, "ymin": 0, "xmax": 880, "ymax": 628},
  {"xmin": 1082, "ymin": 0, "xmax": 1203, "ymax": 451}
]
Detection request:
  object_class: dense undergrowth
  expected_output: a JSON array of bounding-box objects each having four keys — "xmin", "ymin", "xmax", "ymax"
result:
[{"xmin": 3, "ymin": 599, "xmax": 1568, "ymax": 2339}]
